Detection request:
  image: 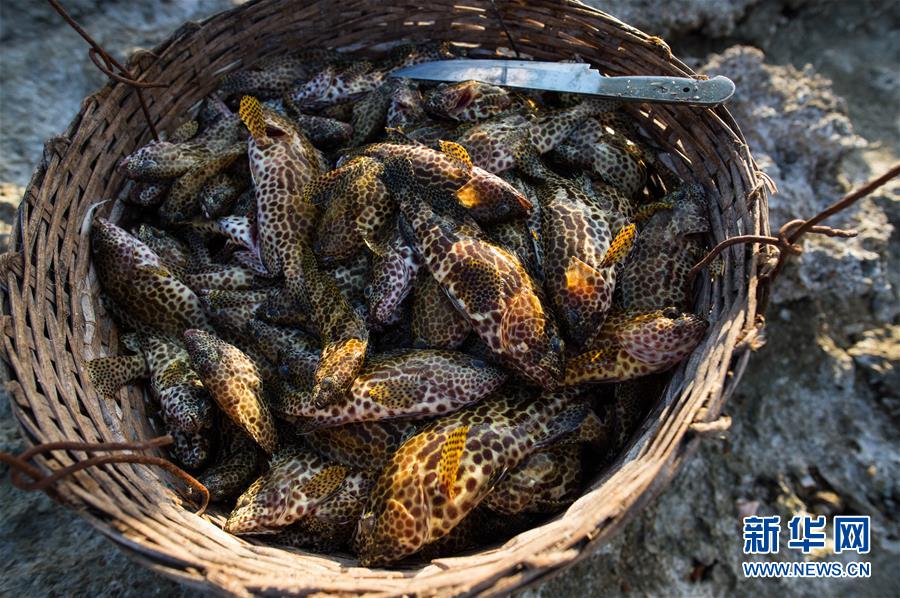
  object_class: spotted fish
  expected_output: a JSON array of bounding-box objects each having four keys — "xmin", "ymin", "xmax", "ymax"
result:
[
  {"xmin": 238, "ymin": 95, "xmax": 326, "ymax": 277},
  {"xmin": 366, "ymin": 229, "xmax": 422, "ymax": 329},
  {"xmin": 272, "ymin": 469, "xmax": 376, "ymax": 551},
  {"xmin": 307, "ymin": 420, "xmax": 420, "ymax": 471},
  {"xmin": 183, "ymin": 329, "xmax": 278, "ymax": 452},
  {"xmin": 454, "ymin": 99, "xmax": 615, "ymax": 175},
  {"xmin": 91, "ymin": 218, "xmax": 210, "ymax": 340},
  {"xmin": 354, "ymin": 389, "xmax": 593, "ymax": 565},
  {"xmin": 410, "ymin": 273, "xmax": 470, "ymax": 350},
  {"xmin": 518, "ymin": 151, "xmax": 636, "ymax": 347},
  {"xmin": 382, "ymin": 158, "xmax": 563, "ymax": 387},
  {"xmin": 424, "ymin": 80, "xmax": 512, "ymax": 122},
  {"xmin": 616, "ymin": 184, "xmax": 709, "ymax": 311},
  {"xmin": 275, "ymin": 349, "xmax": 506, "ymax": 428},
  {"xmin": 564, "ymin": 308, "xmax": 707, "ymax": 385},
  {"xmin": 199, "ymin": 418, "xmax": 261, "ymax": 502},
  {"xmin": 224, "ymin": 446, "xmax": 350, "ymax": 534},
  {"xmin": 359, "ymin": 141, "xmax": 531, "ymax": 223}
]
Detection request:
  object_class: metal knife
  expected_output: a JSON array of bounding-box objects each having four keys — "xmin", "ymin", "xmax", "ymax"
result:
[{"xmin": 390, "ymin": 59, "xmax": 735, "ymax": 106}]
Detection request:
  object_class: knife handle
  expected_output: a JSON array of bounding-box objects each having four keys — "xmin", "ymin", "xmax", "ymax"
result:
[{"xmin": 594, "ymin": 75, "xmax": 735, "ymax": 106}]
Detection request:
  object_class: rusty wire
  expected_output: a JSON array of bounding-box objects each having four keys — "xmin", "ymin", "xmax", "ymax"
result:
[
  {"xmin": 690, "ymin": 162, "xmax": 900, "ymax": 282},
  {"xmin": 47, "ymin": 0, "xmax": 167, "ymax": 140},
  {"xmin": 0, "ymin": 435, "xmax": 210, "ymax": 515}
]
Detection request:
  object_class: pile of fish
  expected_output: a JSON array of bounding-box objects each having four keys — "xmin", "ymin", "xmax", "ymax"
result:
[{"xmin": 87, "ymin": 42, "xmax": 710, "ymax": 565}]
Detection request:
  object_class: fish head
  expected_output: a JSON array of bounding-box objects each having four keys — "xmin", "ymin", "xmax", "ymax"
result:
[
  {"xmin": 615, "ymin": 307, "xmax": 707, "ymax": 368},
  {"xmin": 456, "ymin": 165, "xmax": 533, "ymax": 221},
  {"xmin": 240, "ymin": 96, "xmax": 320, "ymax": 188},
  {"xmin": 117, "ymin": 140, "xmax": 204, "ymax": 181},
  {"xmin": 386, "ymin": 79, "xmax": 425, "ymax": 129},
  {"xmin": 425, "ymin": 80, "xmax": 512, "ymax": 122},
  {"xmin": 668, "ymin": 183, "xmax": 710, "ymax": 237}
]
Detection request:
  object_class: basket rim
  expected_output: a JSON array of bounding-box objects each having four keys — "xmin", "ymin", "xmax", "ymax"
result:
[{"xmin": 1, "ymin": 0, "xmax": 771, "ymax": 595}]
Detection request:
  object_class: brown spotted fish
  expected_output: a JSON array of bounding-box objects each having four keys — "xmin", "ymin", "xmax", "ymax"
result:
[
  {"xmin": 307, "ymin": 157, "xmax": 393, "ymax": 263},
  {"xmin": 292, "ymin": 244, "xmax": 369, "ymax": 408},
  {"xmin": 383, "ymin": 158, "xmax": 563, "ymax": 387},
  {"xmin": 91, "ymin": 217, "xmax": 210, "ymax": 340},
  {"xmin": 481, "ymin": 444, "xmax": 582, "ymax": 515},
  {"xmin": 275, "ymin": 349, "xmax": 506, "ymax": 428},
  {"xmin": 616, "ymin": 184, "xmax": 709, "ymax": 311},
  {"xmin": 219, "ymin": 50, "xmax": 340, "ymax": 99},
  {"xmin": 366, "ymin": 229, "xmax": 423, "ymax": 329},
  {"xmin": 308, "ymin": 420, "xmax": 420, "ymax": 471},
  {"xmin": 519, "ymin": 152, "xmax": 636, "ymax": 347},
  {"xmin": 199, "ymin": 418, "xmax": 261, "ymax": 502},
  {"xmin": 454, "ymin": 99, "xmax": 615, "ymax": 175},
  {"xmin": 564, "ymin": 308, "xmax": 707, "ymax": 385},
  {"xmin": 273, "ymin": 468, "xmax": 376, "ymax": 551},
  {"xmin": 288, "ymin": 61, "xmax": 385, "ymax": 111},
  {"xmin": 224, "ymin": 446, "xmax": 350, "ymax": 534},
  {"xmin": 354, "ymin": 389, "xmax": 592, "ymax": 565},
  {"xmin": 238, "ymin": 95, "xmax": 326, "ymax": 277},
  {"xmin": 359, "ymin": 141, "xmax": 531, "ymax": 223},
  {"xmin": 183, "ymin": 329, "xmax": 278, "ymax": 453}
]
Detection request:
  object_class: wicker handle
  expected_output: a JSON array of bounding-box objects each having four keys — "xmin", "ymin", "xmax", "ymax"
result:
[
  {"xmin": 0, "ymin": 435, "xmax": 210, "ymax": 514},
  {"xmin": 689, "ymin": 163, "xmax": 900, "ymax": 283}
]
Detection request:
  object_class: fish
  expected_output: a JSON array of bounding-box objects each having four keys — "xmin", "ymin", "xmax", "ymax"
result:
[
  {"xmin": 91, "ymin": 217, "xmax": 210, "ymax": 340},
  {"xmin": 382, "ymin": 157, "xmax": 563, "ymax": 387},
  {"xmin": 358, "ymin": 141, "xmax": 531, "ymax": 223},
  {"xmin": 354, "ymin": 389, "xmax": 593, "ymax": 565},
  {"xmin": 365, "ymin": 229, "xmax": 422, "ymax": 329},
  {"xmin": 424, "ymin": 80, "xmax": 512, "ymax": 122},
  {"xmin": 272, "ymin": 468, "xmax": 376, "ymax": 551},
  {"xmin": 454, "ymin": 99, "xmax": 615, "ymax": 175},
  {"xmin": 517, "ymin": 149, "xmax": 636, "ymax": 347},
  {"xmin": 199, "ymin": 418, "xmax": 262, "ymax": 502},
  {"xmin": 238, "ymin": 95, "xmax": 326, "ymax": 277},
  {"xmin": 307, "ymin": 420, "xmax": 420, "ymax": 470},
  {"xmin": 224, "ymin": 446, "xmax": 350, "ymax": 534},
  {"xmin": 615, "ymin": 184, "xmax": 710, "ymax": 311},
  {"xmin": 183, "ymin": 329, "xmax": 279, "ymax": 453},
  {"xmin": 564, "ymin": 307, "xmax": 707, "ymax": 385},
  {"xmin": 274, "ymin": 349, "xmax": 506, "ymax": 428}
]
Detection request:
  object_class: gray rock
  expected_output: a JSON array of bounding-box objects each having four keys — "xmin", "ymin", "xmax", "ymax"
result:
[
  {"xmin": 699, "ymin": 46, "xmax": 896, "ymax": 320},
  {"xmin": 585, "ymin": 0, "xmax": 763, "ymax": 38}
]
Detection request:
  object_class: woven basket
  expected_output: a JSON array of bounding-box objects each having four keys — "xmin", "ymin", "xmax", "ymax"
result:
[{"xmin": 1, "ymin": 0, "xmax": 770, "ymax": 594}]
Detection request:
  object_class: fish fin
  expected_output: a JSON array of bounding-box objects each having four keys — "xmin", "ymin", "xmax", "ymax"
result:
[
  {"xmin": 563, "ymin": 348, "xmax": 615, "ymax": 385},
  {"xmin": 454, "ymin": 179, "xmax": 484, "ymax": 210},
  {"xmin": 239, "ymin": 96, "xmax": 267, "ymax": 142},
  {"xmin": 439, "ymin": 140, "xmax": 474, "ymax": 171},
  {"xmin": 632, "ymin": 200, "xmax": 672, "ymax": 224},
  {"xmin": 169, "ymin": 120, "xmax": 199, "ymax": 143},
  {"xmin": 564, "ymin": 257, "xmax": 604, "ymax": 297},
  {"xmin": 438, "ymin": 425, "xmax": 469, "ymax": 500},
  {"xmin": 600, "ymin": 223, "xmax": 636, "ymax": 268},
  {"xmin": 86, "ymin": 355, "xmax": 148, "ymax": 399},
  {"xmin": 300, "ymin": 464, "xmax": 349, "ymax": 500}
]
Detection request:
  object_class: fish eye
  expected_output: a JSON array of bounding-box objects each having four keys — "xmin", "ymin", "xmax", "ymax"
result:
[
  {"xmin": 550, "ymin": 336, "xmax": 562, "ymax": 352},
  {"xmin": 662, "ymin": 307, "xmax": 680, "ymax": 319}
]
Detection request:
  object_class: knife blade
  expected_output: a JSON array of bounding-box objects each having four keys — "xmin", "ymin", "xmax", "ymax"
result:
[{"xmin": 390, "ymin": 59, "xmax": 735, "ymax": 106}]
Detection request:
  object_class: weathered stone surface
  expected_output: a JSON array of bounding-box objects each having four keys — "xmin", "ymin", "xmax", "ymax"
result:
[{"xmin": 586, "ymin": 0, "xmax": 763, "ymax": 38}]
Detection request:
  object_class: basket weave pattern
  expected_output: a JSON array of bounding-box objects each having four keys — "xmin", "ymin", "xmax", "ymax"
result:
[{"xmin": 1, "ymin": 0, "xmax": 769, "ymax": 594}]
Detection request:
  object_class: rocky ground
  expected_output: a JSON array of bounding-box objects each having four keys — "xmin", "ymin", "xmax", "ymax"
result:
[{"xmin": 1, "ymin": 0, "xmax": 897, "ymax": 596}]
